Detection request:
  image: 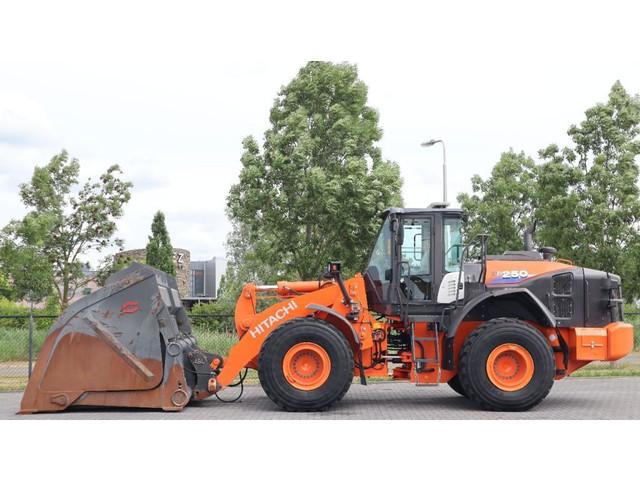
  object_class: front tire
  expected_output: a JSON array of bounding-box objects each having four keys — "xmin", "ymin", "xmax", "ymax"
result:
[
  {"xmin": 458, "ymin": 318, "xmax": 555, "ymax": 411},
  {"xmin": 258, "ymin": 318, "xmax": 354, "ymax": 412},
  {"xmin": 447, "ymin": 375, "xmax": 467, "ymax": 397}
]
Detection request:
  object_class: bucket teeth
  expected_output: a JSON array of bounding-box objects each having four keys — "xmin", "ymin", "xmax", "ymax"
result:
[{"xmin": 19, "ymin": 263, "xmax": 217, "ymax": 413}]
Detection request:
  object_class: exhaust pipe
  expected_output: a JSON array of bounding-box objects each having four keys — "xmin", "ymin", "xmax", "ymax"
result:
[{"xmin": 523, "ymin": 221, "xmax": 537, "ymax": 251}]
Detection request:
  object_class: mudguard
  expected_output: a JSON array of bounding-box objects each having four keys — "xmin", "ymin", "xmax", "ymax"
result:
[
  {"xmin": 441, "ymin": 288, "xmax": 557, "ymax": 370},
  {"xmin": 305, "ymin": 303, "xmax": 361, "ymax": 346},
  {"xmin": 447, "ymin": 287, "xmax": 557, "ymax": 339}
]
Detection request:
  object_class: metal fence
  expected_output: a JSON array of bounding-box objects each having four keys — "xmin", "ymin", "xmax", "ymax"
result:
[
  {"xmin": 1, "ymin": 312, "xmax": 639, "ymax": 392},
  {"xmin": 0, "ymin": 313, "xmax": 243, "ymax": 392}
]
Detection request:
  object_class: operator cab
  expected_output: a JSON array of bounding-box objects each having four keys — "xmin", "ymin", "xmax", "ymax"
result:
[{"xmin": 364, "ymin": 205, "xmax": 465, "ymax": 317}]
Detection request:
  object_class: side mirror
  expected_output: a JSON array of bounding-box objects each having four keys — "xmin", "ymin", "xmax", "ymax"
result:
[{"xmin": 385, "ymin": 268, "xmax": 393, "ymax": 281}]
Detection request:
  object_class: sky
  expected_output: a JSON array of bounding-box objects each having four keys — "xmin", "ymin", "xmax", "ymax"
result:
[{"xmin": 1, "ymin": 0, "xmax": 639, "ymax": 267}]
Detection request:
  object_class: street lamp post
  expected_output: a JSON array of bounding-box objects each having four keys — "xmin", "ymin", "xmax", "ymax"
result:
[{"xmin": 420, "ymin": 139, "xmax": 447, "ymax": 203}]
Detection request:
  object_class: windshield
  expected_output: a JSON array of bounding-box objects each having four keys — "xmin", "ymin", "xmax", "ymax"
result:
[{"xmin": 444, "ymin": 217, "xmax": 463, "ymax": 272}]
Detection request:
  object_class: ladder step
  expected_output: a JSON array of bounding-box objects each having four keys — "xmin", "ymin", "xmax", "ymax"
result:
[
  {"xmin": 411, "ymin": 320, "xmax": 442, "ymax": 386},
  {"xmin": 408, "ymin": 315, "xmax": 442, "ymax": 323}
]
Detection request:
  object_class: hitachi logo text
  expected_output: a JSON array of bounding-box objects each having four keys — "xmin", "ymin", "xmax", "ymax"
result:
[{"xmin": 249, "ymin": 300, "xmax": 298, "ymax": 339}]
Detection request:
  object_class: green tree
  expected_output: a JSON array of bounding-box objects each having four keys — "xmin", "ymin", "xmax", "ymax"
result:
[
  {"xmin": 95, "ymin": 252, "xmax": 135, "ymax": 286},
  {"xmin": 457, "ymin": 150, "xmax": 537, "ymax": 254},
  {"xmin": 1, "ymin": 150, "xmax": 132, "ymax": 310},
  {"xmin": 458, "ymin": 82, "xmax": 640, "ymax": 299},
  {"xmin": 0, "ymin": 272, "xmax": 12, "ymax": 299},
  {"xmin": 0, "ymin": 243, "xmax": 52, "ymax": 302},
  {"xmin": 145, "ymin": 211, "xmax": 175, "ymax": 275},
  {"xmin": 227, "ymin": 61, "xmax": 403, "ymax": 281},
  {"xmin": 533, "ymin": 144, "xmax": 582, "ymax": 260},
  {"xmin": 537, "ymin": 81, "xmax": 640, "ymax": 296},
  {"xmin": 215, "ymin": 219, "xmax": 281, "ymax": 311}
]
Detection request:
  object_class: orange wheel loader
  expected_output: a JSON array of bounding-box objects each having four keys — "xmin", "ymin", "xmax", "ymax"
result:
[{"xmin": 20, "ymin": 204, "xmax": 635, "ymax": 413}]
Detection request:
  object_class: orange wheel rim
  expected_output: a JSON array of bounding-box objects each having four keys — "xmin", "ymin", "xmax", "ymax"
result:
[
  {"xmin": 486, "ymin": 343, "xmax": 535, "ymax": 392},
  {"xmin": 282, "ymin": 342, "xmax": 331, "ymax": 391}
]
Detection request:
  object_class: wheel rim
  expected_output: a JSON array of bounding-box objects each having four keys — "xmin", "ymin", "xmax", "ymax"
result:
[
  {"xmin": 486, "ymin": 343, "xmax": 535, "ymax": 392},
  {"xmin": 282, "ymin": 342, "xmax": 332, "ymax": 391}
]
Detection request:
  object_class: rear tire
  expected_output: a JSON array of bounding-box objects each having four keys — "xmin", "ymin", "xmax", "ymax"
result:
[
  {"xmin": 458, "ymin": 318, "xmax": 555, "ymax": 411},
  {"xmin": 447, "ymin": 375, "xmax": 467, "ymax": 397},
  {"xmin": 258, "ymin": 318, "xmax": 354, "ymax": 412}
]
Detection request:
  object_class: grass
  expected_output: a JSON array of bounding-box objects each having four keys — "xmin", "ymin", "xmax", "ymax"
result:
[
  {"xmin": 569, "ymin": 361, "xmax": 640, "ymax": 378},
  {"xmin": 0, "ymin": 327, "xmax": 48, "ymax": 362},
  {"xmin": 628, "ymin": 315, "xmax": 640, "ymax": 351},
  {"xmin": 0, "ymin": 376, "xmax": 27, "ymax": 392}
]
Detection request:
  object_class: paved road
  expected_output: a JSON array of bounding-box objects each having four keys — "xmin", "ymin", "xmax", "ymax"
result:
[{"xmin": 2, "ymin": 377, "xmax": 639, "ymax": 420}]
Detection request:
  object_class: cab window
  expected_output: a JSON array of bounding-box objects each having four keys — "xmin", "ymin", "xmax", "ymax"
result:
[
  {"xmin": 444, "ymin": 217, "xmax": 463, "ymax": 272},
  {"xmin": 401, "ymin": 219, "xmax": 431, "ymax": 275},
  {"xmin": 399, "ymin": 217, "xmax": 433, "ymax": 301}
]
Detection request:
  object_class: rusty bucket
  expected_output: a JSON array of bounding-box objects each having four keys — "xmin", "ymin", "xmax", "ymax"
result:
[{"xmin": 20, "ymin": 263, "xmax": 219, "ymax": 413}]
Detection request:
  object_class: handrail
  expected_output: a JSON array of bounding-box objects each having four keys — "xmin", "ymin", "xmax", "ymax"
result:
[{"xmin": 455, "ymin": 234, "xmax": 489, "ymax": 306}]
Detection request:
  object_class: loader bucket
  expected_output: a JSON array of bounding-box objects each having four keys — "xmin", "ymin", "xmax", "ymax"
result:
[{"xmin": 20, "ymin": 263, "xmax": 219, "ymax": 413}]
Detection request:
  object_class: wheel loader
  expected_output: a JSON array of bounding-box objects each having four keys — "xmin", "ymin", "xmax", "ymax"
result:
[{"xmin": 20, "ymin": 204, "xmax": 634, "ymax": 413}]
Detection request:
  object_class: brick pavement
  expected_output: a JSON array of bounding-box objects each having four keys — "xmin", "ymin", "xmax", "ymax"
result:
[{"xmin": 2, "ymin": 377, "xmax": 638, "ymax": 420}]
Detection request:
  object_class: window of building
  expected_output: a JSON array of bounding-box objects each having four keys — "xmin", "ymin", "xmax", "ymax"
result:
[{"xmin": 192, "ymin": 269, "xmax": 205, "ymax": 296}]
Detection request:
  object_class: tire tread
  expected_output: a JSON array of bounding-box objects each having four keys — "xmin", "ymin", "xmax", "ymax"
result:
[
  {"xmin": 458, "ymin": 318, "xmax": 554, "ymax": 411},
  {"xmin": 258, "ymin": 318, "xmax": 354, "ymax": 412}
]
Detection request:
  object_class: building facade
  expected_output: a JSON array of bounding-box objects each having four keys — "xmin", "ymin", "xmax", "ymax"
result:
[
  {"xmin": 186, "ymin": 257, "xmax": 227, "ymax": 300},
  {"xmin": 115, "ymin": 248, "xmax": 191, "ymax": 298},
  {"xmin": 114, "ymin": 249, "xmax": 226, "ymax": 306}
]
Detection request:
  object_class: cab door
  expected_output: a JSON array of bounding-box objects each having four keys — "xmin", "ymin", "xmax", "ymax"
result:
[
  {"xmin": 397, "ymin": 215, "xmax": 434, "ymax": 303},
  {"xmin": 393, "ymin": 213, "xmax": 454, "ymax": 314}
]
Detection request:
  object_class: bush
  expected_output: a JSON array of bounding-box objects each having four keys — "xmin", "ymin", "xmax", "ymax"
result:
[
  {"xmin": 0, "ymin": 273, "xmax": 13, "ymax": 299},
  {"xmin": 0, "ymin": 298, "xmax": 31, "ymax": 327},
  {"xmin": 0, "ymin": 297, "xmax": 59, "ymax": 329},
  {"xmin": 191, "ymin": 327, "xmax": 238, "ymax": 356},
  {"xmin": 189, "ymin": 301, "xmax": 234, "ymax": 330}
]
